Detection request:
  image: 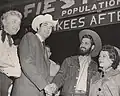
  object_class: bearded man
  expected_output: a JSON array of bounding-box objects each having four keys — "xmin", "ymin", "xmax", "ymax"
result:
[{"xmin": 45, "ymin": 29, "xmax": 102, "ymax": 96}]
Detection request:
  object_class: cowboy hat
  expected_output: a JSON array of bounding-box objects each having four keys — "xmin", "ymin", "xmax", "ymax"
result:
[
  {"xmin": 114, "ymin": 46, "xmax": 120, "ymax": 70},
  {"xmin": 114, "ymin": 47, "xmax": 120, "ymax": 56},
  {"xmin": 32, "ymin": 14, "xmax": 58, "ymax": 31},
  {"xmin": 79, "ymin": 29, "xmax": 102, "ymax": 57}
]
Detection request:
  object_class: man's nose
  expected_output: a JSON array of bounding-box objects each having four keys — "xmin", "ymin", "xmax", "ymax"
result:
[
  {"xmin": 81, "ymin": 43, "xmax": 85, "ymax": 47},
  {"xmin": 99, "ymin": 57, "xmax": 102, "ymax": 61}
]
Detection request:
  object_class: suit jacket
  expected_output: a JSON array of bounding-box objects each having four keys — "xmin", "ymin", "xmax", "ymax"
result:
[
  {"xmin": 11, "ymin": 32, "xmax": 50, "ymax": 96},
  {"xmin": 52, "ymin": 56, "xmax": 98, "ymax": 96}
]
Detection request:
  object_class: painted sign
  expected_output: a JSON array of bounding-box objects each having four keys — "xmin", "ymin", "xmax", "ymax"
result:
[
  {"xmin": 55, "ymin": 8, "xmax": 120, "ymax": 32},
  {"xmin": 59, "ymin": 0, "xmax": 120, "ymax": 18},
  {"xmin": 0, "ymin": 0, "xmax": 120, "ymax": 31},
  {"xmin": 1, "ymin": 0, "xmax": 120, "ymax": 19},
  {"xmin": 22, "ymin": 0, "xmax": 120, "ymax": 19}
]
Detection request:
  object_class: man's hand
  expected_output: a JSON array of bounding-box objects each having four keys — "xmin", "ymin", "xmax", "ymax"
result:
[
  {"xmin": 44, "ymin": 84, "xmax": 53, "ymax": 96},
  {"xmin": 44, "ymin": 83, "xmax": 58, "ymax": 95}
]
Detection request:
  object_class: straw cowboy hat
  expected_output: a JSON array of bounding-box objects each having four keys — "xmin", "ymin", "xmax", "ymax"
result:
[
  {"xmin": 32, "ymin": 14, "xmax": 58, "ymax": 31},
  {"xmin": 79, "ymin": 29, "xmax": 102, "ymax": 57},
  {"xmin": 114, "ymin": 46, "xmax": 120, "ymax": 70},
  {"xmin": 114, "ymin": 47, "xmax": 120, "ymax": 56}
]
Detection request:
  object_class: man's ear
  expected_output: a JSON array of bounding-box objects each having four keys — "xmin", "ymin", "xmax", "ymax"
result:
[
  {"xmin": 110, "ymin": 58, "xmax": 114, "ymax": 64},
  {"xmin": 2, "ymin": 19, "xmax": 6, "ymax": 27},
  {"xmin": 91, "ymin": 45, "xmax": 95, "ymax": 51}
]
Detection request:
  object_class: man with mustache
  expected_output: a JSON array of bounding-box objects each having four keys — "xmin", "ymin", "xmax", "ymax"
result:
[{"xmin": 45, "ymin": 29, "xmax": 102, "ymax": 96}]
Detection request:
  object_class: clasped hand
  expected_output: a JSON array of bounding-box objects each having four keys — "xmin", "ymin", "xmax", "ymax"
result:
[{"xmin": 44, "ymin": 83, "xmax": 57, "ymax": 96}]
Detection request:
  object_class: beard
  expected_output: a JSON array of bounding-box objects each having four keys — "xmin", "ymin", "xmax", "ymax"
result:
[{"xmin": 79, "ymin": 46, "xmax": 92, "ymax": 56}]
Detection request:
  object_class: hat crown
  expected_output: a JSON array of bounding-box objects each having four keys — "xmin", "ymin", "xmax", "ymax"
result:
[
  {"xmin": 44, "ymin": 14, "xmax": 53, "ymax": 20},
  {"xmin": 32, "ymin": 14, "xmax": 58, "ymax": 32}
]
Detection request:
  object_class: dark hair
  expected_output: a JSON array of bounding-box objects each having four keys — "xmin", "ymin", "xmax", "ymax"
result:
[
  {"xmin": 45, "ymin": 45, "xmax": 50, "ymax": 49},
  {"xmin": 82, "ymin": 34, "xmax": 94, "ymax": 45},
  {"xmin": 101, "ymin": 45, "xmax": 120, "ymax": 69},
  {"xmin": 36, "ymin": 23, "xmax": 42, "ymax": 31}
]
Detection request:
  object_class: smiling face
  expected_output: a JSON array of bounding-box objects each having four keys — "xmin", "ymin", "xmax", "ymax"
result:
[
  {"xmin": 99, "ymin": 51, "xmax": 113, "ymax": 70},
  {"xmin": 38, "ymin": 22, "xmax": 53, "ymax": 40},
  {"xmin": 79, "ymin": 38, "xmax": 93, "ymax": 56},
  {"xmin": 2, "ymin": 15, "xmax": 21, "ymax": 35}
]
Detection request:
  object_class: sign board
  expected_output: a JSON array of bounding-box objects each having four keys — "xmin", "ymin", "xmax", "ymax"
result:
[
  {"xmin": 55, "ymin": 8, "xmax": 120, "ymax": 32},
  {"xmin": 0, "ymin": 0, "xmax": 120, "ymax": 31},
  {"xmin": 21, "ymin": 0, "xmax": 120, "ymax": 19},
  {"xmin": 53, "ymin": 0, "xmax": 120, "ymax": 19},
  {"xmin": 1, "ymin": 0, "xmax": 120, "ymax": 18}
]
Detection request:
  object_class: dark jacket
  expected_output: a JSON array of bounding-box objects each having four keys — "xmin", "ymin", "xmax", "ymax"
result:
[
  {"xmin": 52, "ymin": 56, "xmax": 98, "ymax": 96},
  {"xmin": 11, "ymin": 32, "xmax": 50, "ymax": 96}
]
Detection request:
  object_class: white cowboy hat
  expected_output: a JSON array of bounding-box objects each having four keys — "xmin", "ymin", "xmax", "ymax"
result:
[
  {"xmin": 79, "ymin": 29, "xmax": 102, "ymax": 57},
  {"xmin": 32, "ymin": 14, "xmax": 58, "ymax": 31}
]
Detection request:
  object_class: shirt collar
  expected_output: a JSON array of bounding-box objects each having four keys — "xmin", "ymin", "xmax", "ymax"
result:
[
  {"xmin": 104, "ymin": 68, "xmax": 120, "ymax": 78},
  {"xmin": 35, "ymin": 33, "xmax": 44, "ymax": 42},
  {"xmin": 78, "ymin": 55, "xmax": 91, "ymax": 62},
  {"xmin": 0, "ymin": 30, "xmax": 14, "ymax": 45}
]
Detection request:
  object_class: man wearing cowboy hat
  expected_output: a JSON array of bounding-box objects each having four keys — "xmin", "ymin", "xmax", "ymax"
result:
[
  {"xmin": 45, "ymin": 29, "xmax": 102, "ymax": 96},
  {"xmin": 11, "ymin": 14, "xmax": 58, "ymax": 96}
]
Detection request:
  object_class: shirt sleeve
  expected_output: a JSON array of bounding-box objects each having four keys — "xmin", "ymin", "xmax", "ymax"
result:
[{"xmin": 52, "ymin": 58, "xmax": 69, "ymax": 89}]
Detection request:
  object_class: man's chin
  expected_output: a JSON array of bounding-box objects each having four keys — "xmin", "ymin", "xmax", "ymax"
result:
[
  {"xmin": 12, "ymin": 30, "xmax": 19, "ymax": 35},
  {"xmin": 80, "ymin": 53, "xmax": 86, "ymax": 56},
  {"xmin": 79, "ymin": 48, "xmax": 91, "ymax": 56},
  {"xmin": 79, "ymin": 50, "xmax": 89, "ymax": 56}
]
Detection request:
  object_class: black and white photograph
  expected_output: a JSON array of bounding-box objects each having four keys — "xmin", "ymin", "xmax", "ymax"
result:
[{"xmin": 0, "ymin": 0, "xmax": 120, "ymax": 96}]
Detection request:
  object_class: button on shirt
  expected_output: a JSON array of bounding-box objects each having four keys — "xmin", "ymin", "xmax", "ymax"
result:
[{"xmin": 0, "ymin": 30, "xmax": 21, "ymax": 77}]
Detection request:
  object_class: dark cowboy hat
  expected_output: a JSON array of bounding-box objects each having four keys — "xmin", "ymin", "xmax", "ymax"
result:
[{"xmin": 79, "ymin": 29, "xmax": 102, "ymax": 57}]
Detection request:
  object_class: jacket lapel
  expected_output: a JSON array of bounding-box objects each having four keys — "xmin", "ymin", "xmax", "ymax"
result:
[{"xmin": 35, "ymin": 35, "xmax": 44, "ymax": 56}]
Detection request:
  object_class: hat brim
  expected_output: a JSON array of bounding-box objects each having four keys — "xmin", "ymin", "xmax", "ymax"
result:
[
  {"xmin": 114, "ymin": 47, "xmax": 120, "ymax": 56},
  {"xmin": 79, "ymin": 29, "xmax": 102, "ymax": 57},
  {"xmin": 32, "ymin": 14, "xmax": 58, "ymax": 32}
]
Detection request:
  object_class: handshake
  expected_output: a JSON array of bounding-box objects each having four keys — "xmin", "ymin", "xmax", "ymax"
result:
[{"xmin": 44, "ymin": 83, "xmax": 58, "ymax": 96}]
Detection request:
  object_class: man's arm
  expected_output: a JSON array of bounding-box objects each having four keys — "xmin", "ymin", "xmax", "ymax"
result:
[
  {"xmin": 45, "ymin": 58, "xmax": 69, "ymax": 95},
  {"xmin": 52, "ymin": 58, "xmax": 69, "ymax": 89},
  {"xmin": 19, "ymin": 33, "xmax": 48, "ymax": 91}
]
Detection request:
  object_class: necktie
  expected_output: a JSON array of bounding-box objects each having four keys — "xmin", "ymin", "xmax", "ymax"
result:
[
  {"xmin": 1, "ymin": 30, "xmax": 12, "ymax": 47},
  {"xmin": 7, "ymin": 34, "xmax": 12, "ymax": 47},
  {"xmin": 42, "ymin": 41, "xmax": 46, "ymax": 55},
  {"xmin": 42, "ymin": 42, "xmax": 50, "ymax": 77},
  {"xmin": 42, "ymin": 41, "xmax": 50, "ymax": 65}
]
